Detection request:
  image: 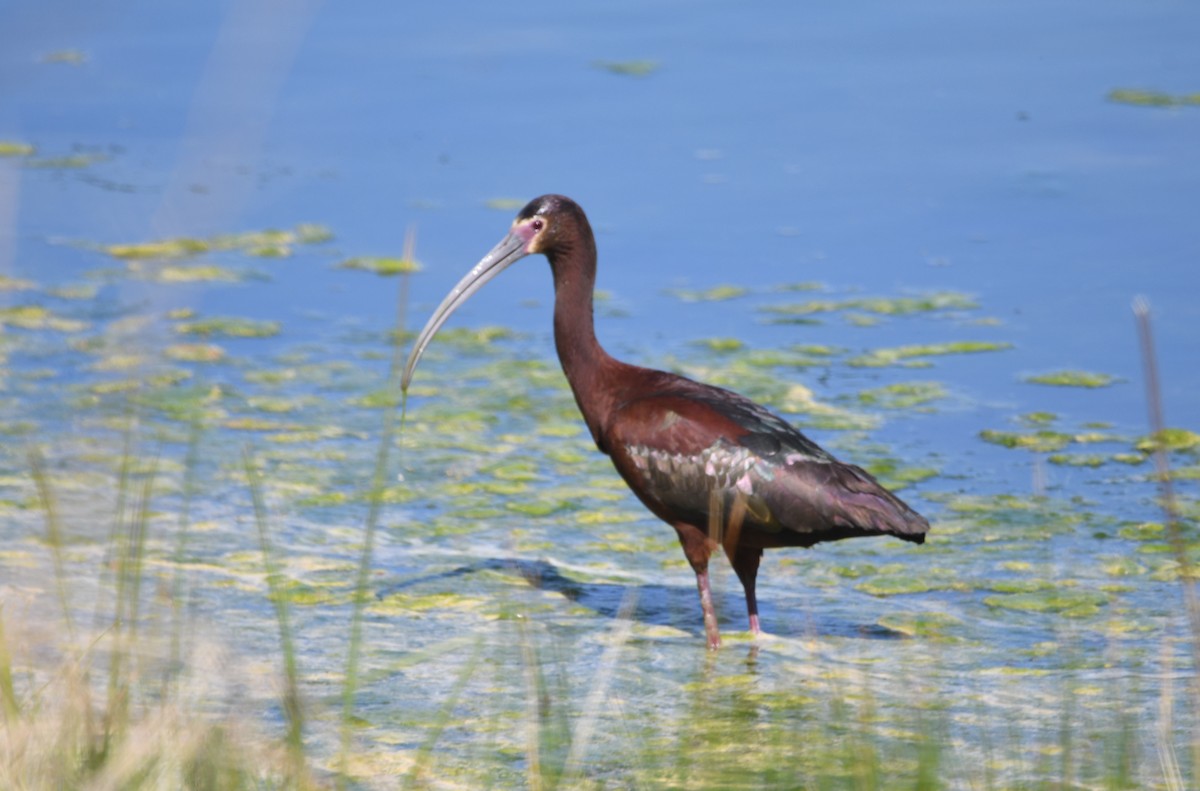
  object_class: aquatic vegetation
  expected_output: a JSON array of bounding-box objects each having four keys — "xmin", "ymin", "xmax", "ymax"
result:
[
  {"xmin": 40, "ymin": 49, "xmax": 88, "ymax": 64},
  {"xmin": 0, "ymin": 141, "xmax": 35, "ymax": 157},
  {"xmin": 164, "ymin": 343, "xmax": 226, "ymax": 363},
  {"xmin": 848, "ymin": 340, "xmax": 1012, "ymax": 368},
  {"xmin": 26, "ymin": 153, "xmax": 108, "ymax": 169},
  {"xmin": 140, "ymin": 264, "xmax": 244, "ymax": 282},
  {"xmin": 983, "ymin": 588, "xmax": 1108, "ymax": 617},
  {"xmin": 0, "ymin": 275, "xmax": 35, "ymax": 291},
  {"xmin": 0, "ymin": 305, "xmax": 88, "ymax": 332},
  {"xmin": 337, "ymin": 257, "xmax": 422, "ymax": 275},
  {"xmin": 1135, "ymin": 427, "xmax": 1200, "ymax": 453},
  {"xmin": 761, "ymin": 290, "xmax": 978, "ymax": 322},
  {"xmin": 592, "ymin": 59, "xmax": 660, "ymax": 77},
  {"xmin": 1108, "ymin": 88, "xmax": 1200, "ymax": 108},
  {"xmin": 856, "ymin": 381, "xmax": 946, "ymax": 410},
  {"xmin": 484, "ymin": 198, "xmax": 527, "ymax": 211},
  {"xmin": 175, "ymin": 316, "xmax": 281, "ymax": 338},
  {"xmin": 1024, "ymin": 369, "xmax": 1117, "ymax": 388},
  {"xmin": 666, "ymin": 284, "xmax": 748, "ymax": 302},
  {"xmin": 104, "ymin": 224, "xmax": 331, "ymax": 260},
  {"xmin": 693, "ymin": 337, "xmax": 745, "ymax": 353}
]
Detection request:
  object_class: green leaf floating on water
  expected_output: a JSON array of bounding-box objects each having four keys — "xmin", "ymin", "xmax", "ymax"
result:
[{"xmin": 1023, "ymin": 370, "xmax": 1116, "ymax": 388}]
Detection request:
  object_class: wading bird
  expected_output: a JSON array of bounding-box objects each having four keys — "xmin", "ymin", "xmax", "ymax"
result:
[{"xmin": 402, "ymin": 195, "xmax": 929, "ymax": 648}]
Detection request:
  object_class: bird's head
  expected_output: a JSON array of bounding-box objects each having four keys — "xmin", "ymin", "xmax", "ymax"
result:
[{"xmin": 401, "ymin": 194, "xmax": 589, "ymax": 391}]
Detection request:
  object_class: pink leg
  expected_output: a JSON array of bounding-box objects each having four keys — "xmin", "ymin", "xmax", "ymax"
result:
[{"xmin": 695, "ymin": 569, "xmax": 721, "ymax": 650}]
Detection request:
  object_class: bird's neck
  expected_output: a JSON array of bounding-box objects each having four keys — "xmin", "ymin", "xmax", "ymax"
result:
[{"xmin": 548, "ymin": 250, "xmax": 623, "ymax": 452}]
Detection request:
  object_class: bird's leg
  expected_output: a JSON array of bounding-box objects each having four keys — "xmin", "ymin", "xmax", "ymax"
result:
[
  {"xmin": 731, "ymin": 544, "xmax": 763, "ymax": 637},
  {"xmin": 674, "ymin": 523, "xmax": 721, "ymax": 649}
]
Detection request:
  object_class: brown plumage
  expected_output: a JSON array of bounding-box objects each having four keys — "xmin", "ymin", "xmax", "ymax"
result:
[{"xmin": 403, "ymin": 194, "xmax": 930, "ymax": 648}]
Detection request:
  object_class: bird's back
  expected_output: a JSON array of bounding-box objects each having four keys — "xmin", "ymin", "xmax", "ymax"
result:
[{"xmin": 603, "ymin": 369, "xmax": 930, "ymax": 548}]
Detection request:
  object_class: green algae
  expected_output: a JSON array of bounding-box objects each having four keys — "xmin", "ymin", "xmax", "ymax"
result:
[
  {"xmin": 1047, "ymin": 453, "xmax": 1109, "ymax": 468},
  {"xmin": 856, "ymin": 572, "xmax": 963, "ymax": 597},
  {"xmin": 49, "ymin": 284, "xmax": 99, "ymax": 300},
  {"xmin": 0, "ymin": 141, "xmax": 35, "ymax": 157},
  {"xmin": 762, "ymin": 291, "xmax": 978, "ymax": 322},
  {"xmin": 848, "ymin": 341, "xmax": 1012, "ymax": 368},
  {"xmin": 0, "ymin": 275, "xmax": 35, "ymax": 291},
  {"xmin": 41, "ymin": 49, "xmax": 87, "ymax": 65},
  {"xmin": 979, "ymin": 429, "xmax": 1074, "ymax": 452},
  {"xmin": 104, "ymin": 224, "xmax": 331, "ymax": 260},
  {"xmin": 164, "ymin": 343, "xmax": 226, "ymax": 363},
  {"xmin": 877, "ymin": 611, "xmax": 962, "ymax": 640},
  {"xmin": 983, "ymin": 588, "xmax": 1108, "ymax": 618},
  {"xmin": 1024, "ymin": 370, "xmax": 1116, "ymax": 388},
  {"xmin": 175, "ymin": 316, "xmax": 280, "ymax": 338},
  {"xmin": 593, "ymin": 59, "xmax": 660, "ymax": 77},
  {"xmin": 26, "ymin": 153, "xmax": 107, "ymax": 169},
  {"xmin": 0, "ymin": 305, "xmax": 88, "ymax": 332},
  {"xmin": 1134, "ymin": 428, "xmax": 1200, "ymax": 453},
  {"xmin": 667, "ymin": 284, "xmax": 749, "ymax": 302},
  {"xmin": 1107, "ymin": 88, "xmax": 1200, "ymax": 108},
  {"xmin": 140, "ymin": 264, "xmax": 244, "ymax": 283},
  {"xmin": 484, "ymin": 197, "xmax": 527, "ymax": 211},
  {"xmin": 337, "ymin": 257, "xmax": 422, "ymax": 275},
  {"xmin": 1018, "ymin": 412, "xmax": 1058, "ymax": 426},
  {"xmin": 856, "ymin": 381, "xmax": 946, "ymax": 410},
  {"xmin": 106, "ymin": 237, "xmax": 209, "ymax": 259}
]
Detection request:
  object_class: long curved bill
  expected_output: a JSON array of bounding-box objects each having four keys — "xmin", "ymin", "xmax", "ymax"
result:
[{"xmin": 401, "ymin": 231, "xmax": 531, "ymax": 391}]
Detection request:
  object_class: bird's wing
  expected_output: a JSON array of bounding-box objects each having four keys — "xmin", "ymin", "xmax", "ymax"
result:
[{"xmin": 606, "ymin": 379, "xmax": 928, "ymax": 545}]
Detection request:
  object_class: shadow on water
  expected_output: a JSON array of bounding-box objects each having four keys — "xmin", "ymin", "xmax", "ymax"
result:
[{"xmin": 378, "ymin": 557, "xmax": 906, "ymax": 641}]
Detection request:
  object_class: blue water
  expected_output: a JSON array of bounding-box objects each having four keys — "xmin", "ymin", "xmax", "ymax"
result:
[{"xmin": 3, "ymin": 0, "xmax": 1199, "ymax": 784}]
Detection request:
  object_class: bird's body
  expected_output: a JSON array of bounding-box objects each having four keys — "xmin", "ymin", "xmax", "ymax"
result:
[{"xmin": 403, "ymin": 194, "xmax": 929, "ymax": 648}]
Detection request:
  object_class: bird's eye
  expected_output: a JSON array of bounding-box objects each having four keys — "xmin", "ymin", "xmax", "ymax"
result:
[{"xmin": 530, "ymin": 219, "xmax": 545, "ymax": 232}]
